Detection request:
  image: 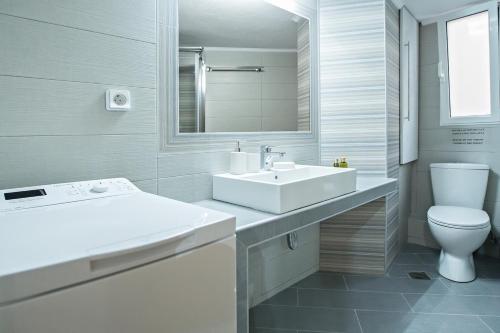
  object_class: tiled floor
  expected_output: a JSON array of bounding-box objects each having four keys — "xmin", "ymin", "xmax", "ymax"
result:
[{"xmin": 249, "ymin": 244, "xmax": 500, "ymax": 333}]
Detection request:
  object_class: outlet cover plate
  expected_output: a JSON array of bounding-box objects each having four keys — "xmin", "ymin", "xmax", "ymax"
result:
[{"xmin": 106, "ymin": 89, "xmax": 131, "ymax": 111}]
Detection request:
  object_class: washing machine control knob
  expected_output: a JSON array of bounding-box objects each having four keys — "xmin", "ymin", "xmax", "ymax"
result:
[{"xmin": 91, "ymin": 183, "xmax": 108, "ymax": 193}]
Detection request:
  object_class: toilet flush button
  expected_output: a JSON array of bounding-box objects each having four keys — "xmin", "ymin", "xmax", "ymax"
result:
[{"xmin": 91, "ymin": 183, "xmax": 108, "ymax": 193}]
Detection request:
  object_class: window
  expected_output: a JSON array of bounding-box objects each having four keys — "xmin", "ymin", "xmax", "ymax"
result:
[
  {"xmin": 437, "ymin": 2, "xmax": 500, "ymax": 125},
  {"xmin": 447, "ymin": 11, "xmax": 491, "ymax": 117}
]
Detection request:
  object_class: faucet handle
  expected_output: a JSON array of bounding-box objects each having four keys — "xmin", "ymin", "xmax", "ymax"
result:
[{"xmin": 264, "ymin": 155, "xmax": 274, "ymax": 170}]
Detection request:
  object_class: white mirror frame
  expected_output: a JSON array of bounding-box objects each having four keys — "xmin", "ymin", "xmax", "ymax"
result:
[
  {"xmin": 158, "ymin": 0, "xmax": 319, "ymax": 151},
  {"xmin": 437, "ymin": 1, "xmax": 500, "ymax": 126}
]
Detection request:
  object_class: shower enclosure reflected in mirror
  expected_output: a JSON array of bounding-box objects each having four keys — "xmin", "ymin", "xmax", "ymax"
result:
[{"xmin": 177, "ymin": 0, "xmax": 311, "ymax": 133}]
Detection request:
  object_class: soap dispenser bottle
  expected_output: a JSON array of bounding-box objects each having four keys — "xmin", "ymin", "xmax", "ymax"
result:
[
  {"xmin": 339, "ymin": 157, "xmax": 348, "ymax": 168},
  {"xmin": 230, "ymin": 141, "xmax": 247, "ymax": 175}
]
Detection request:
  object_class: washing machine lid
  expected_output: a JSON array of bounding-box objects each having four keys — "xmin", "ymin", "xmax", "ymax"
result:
[
  {"xmin": 0, "ymin": 178, "xmax": 235, "ymax": 305},
  {"xmin": 428, "ymin": 206, "xmax": 490, "ymax": 229}
]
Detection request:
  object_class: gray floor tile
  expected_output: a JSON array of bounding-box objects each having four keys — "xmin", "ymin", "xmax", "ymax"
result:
[
  {"xmin": 404, "ymin": 293, "xmax": 500, "ymax": 316},
  {"xmin": 401, "ymin": 243, "xmax": 439, "ymax": 253},
  {"xmin": 416, "ymin": 252, "xmax": 439, "ymax": 265},
  {"xmin": 387, "ymin": 263, "xmax": 439, "ymax": 278},
  {"xmin": 293, "ymin": 272, "xmax": 347, "ymax": 290},
  {"xmin": 252, "ymin": 254, "xmax": 500, "ymax": 333},
  {"xmin": 393, "ymin": 253, "xmax": 424, "ymax": 265},
  {"xmin": 251, "ymin": 328, "xmax": 297, "ymax": 333},
  {"xmin": 476, "ymin": 262, "xmax": 500, "ymax": 279},
  {"xmin": 345, "ymin": 275, "xmax": 449, "ymax": 294},
  {"xmin": 298, "ymin": 289, "xmax": 411, "ymax": 312},
  {"xmin": 440, "ymin": 278, "xmax": 500, "ymax": 296},
  {"xmin": 250, "ymin": 304, "xmax": 361, "ymax": 332},
  {"xmin": 480, "ymin": 316, "xmax": 500, "ymax": 332},
  {"xmin": 357, "ymin": 310, "xmax": 492, "ymax": 333},
  {"xmin": 262, "ymin": 288, "xmax": 298, "ymax": 306}
]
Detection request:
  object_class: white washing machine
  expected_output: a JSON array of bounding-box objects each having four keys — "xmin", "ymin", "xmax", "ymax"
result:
[{"xmin": 0, "ymin": 178, "xmax": 236, "ymax": 333}]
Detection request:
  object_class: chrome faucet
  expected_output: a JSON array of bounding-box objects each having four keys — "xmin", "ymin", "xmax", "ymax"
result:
[{"xmin": 260, "ymin": 145, "xmax": 286, "ymax": 170}]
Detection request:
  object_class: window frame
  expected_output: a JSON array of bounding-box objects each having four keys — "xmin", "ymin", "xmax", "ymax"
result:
[{"xmin": 437, "ymin": 1, "xmax": 500, "ymax": 126}]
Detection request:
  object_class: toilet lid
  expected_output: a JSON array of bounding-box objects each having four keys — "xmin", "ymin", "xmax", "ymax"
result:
[{"xmin": 428, "ymin": 206, "xmax": 490, "ymax": 229}]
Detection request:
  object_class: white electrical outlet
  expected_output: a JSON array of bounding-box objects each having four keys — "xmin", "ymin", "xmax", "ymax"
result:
[{"xmin": 106, "ymin": 89, "xmax": 131, "ymax": 111}]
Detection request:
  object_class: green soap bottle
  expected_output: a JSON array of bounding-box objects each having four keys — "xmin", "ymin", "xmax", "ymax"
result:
[{"xmin": 339, "ymin": 157, "xmax": 348, "ymax": 168}]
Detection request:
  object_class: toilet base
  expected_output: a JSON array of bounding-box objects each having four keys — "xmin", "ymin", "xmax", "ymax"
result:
[{"xmin": 438, "ymin": 250, "xmax": 476, "ymax": 282}]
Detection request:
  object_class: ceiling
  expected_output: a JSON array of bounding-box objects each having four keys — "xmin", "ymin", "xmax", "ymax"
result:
[
  {"xmin": 392, "ymin": 0, "xmax": 489, "ymax": 22},
  {"xmin": 179, "ymin": 0, "xmax": 307, "ymax": 49}
]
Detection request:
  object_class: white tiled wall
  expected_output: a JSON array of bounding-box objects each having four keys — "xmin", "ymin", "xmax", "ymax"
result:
[
  {"xmin": 0, "ymin": 0, "xmax": 158, "ymax": 192},
  {"xmin": 204, "ymin": 49, "xmax": 299, "ymax": 132},
  {"xmin": 410, "ymin": 23, "xmax": 500, "ymax": 254},
  {"xmin": 0, "ymin": 1, "xmax": 319, "ymax": 201}
]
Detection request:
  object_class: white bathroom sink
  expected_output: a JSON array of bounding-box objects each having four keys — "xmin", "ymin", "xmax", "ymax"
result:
[{"xmin": 213, "ymin": 165, "xmax": 357, "ymax": 214}]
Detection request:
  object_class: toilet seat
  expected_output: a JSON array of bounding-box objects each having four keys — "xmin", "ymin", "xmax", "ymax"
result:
[{"xmin": 428, "ymin": 206, "xmax": 490, "ymax": 230}]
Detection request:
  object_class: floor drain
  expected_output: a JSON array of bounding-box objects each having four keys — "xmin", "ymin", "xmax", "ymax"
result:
[{"xmin": 408, "ymin": 272, "xmax": 431, "ymax": 280}]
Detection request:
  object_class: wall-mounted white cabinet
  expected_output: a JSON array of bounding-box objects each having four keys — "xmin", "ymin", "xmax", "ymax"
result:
[{"xmin": 400, "ymin": 7, "xmax": 419, "ymax": 164}]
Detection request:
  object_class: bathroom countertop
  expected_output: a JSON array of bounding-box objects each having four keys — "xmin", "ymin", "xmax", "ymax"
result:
[{"xmin": 195, "ymin": 176, "xmax": 397, "ymax": 243}]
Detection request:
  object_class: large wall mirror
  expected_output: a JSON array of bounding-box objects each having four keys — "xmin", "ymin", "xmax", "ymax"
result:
[{"xmin": 175, "ymin": 0, "xmax": 312, "ymax": 135}]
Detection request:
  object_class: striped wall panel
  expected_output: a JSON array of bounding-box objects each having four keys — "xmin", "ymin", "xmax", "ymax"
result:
[
  {"xmin": 297, "ymin": 20, "xmax": 311, "ymax": 131},
  {"xmin": 385, "ymin": 0, "xmax": 400, "ymax": 180},
  {"xmin": 320, "ymin": 199, "xmax": 386, "ymax": 275},
  {"xmin": 319, "ymin": 0, "xmax": 387, "ymax": 175},
  {"xmin": 319, "ymin": 0, "xmax": 401, "ymax": 274},
  {"xmin": 385, "ymin": 0, "xmax": 401, "ymax": 269},
  {"xmin": 178, "ymin": 52, "xmax": 197, "ymax": 133}
]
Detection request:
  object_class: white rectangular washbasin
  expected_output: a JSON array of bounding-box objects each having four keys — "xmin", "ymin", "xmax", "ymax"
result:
[{"xmin": 213, "ymin": 165, "xmax": 357, "ymax": 214}]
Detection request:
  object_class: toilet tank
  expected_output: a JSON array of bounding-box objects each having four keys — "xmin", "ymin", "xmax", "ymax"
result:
[{"xmin": 430, "ymin": 163, "xmax": 489, "ymax": 209}]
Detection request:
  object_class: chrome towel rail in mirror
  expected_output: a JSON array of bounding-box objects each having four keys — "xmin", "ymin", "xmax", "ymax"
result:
[{"xmin": 206, "ymin": 66, "xmax": 264, "ymax": 72}]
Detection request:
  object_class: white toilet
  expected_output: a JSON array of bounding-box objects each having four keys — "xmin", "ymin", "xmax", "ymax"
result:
[{"xmin": 428, "ymin": 163, "xmax": 491, "ymax": 282}]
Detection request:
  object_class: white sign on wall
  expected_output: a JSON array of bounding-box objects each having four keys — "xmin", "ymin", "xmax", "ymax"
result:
[{"xmin": 451, "ymin": 128, "xmax": 485, "ymax": 145}]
